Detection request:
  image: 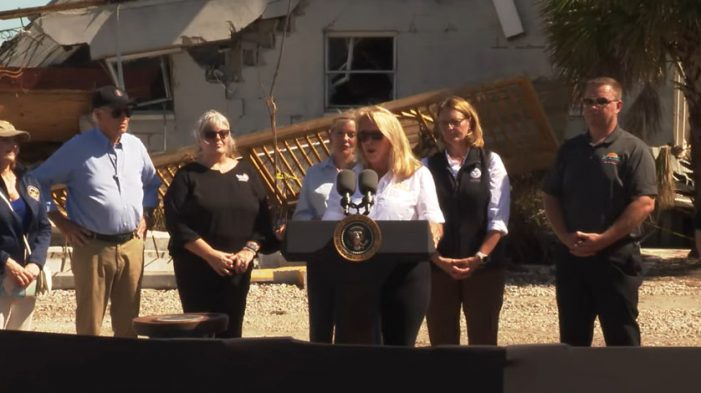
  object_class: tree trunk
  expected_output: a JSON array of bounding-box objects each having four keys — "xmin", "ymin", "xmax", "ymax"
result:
[
  {"xmin": 690, "ymin": 99, "xmax": 701, "ymax": 206},
  {"xmin": 680, "ymin": 53, "xmax": 701, "ymax": 208}
]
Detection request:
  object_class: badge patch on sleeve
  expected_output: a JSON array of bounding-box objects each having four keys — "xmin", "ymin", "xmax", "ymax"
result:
[{"xmin": 27, "ymin": 185, "xmax": 40, "ymax": 201}]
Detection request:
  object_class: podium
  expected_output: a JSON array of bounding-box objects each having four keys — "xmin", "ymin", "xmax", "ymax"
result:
[{"xmin": 283, "ymin": 218, "xmax": 436, "ymax": 344}]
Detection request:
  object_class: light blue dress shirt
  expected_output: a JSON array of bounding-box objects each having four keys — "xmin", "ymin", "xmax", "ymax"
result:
[
  {"xmin": 292, "ymin": 158, "xmax": 340, "ymax": 221},
  {"xmin": 32, "ymin": 128, "xmax": 161, "ymax": 235}
]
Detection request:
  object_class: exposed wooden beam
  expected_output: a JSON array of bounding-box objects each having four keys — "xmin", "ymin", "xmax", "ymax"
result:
[{"xmin": 0, "ymin": 0, "xmax": 110, "ymax": 21}]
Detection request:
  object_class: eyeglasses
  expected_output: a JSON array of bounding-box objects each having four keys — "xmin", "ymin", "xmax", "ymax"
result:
[
  {"xmin": 358, "ymin": 131, "xmax": 384, "ymax": 142},
  {"xmin": 438, "ymin": 118, "xmax": 467, "ymax": 129},
  {"xmin": 110, "ymin": 107, "xmax": 132, "ymax": 119},
  {"xmin": 203, "ymin": 129, "xmax": 230, "ymax": 140},
  {"xmin": 582, "ymin": 97, "xmax": 619, "ymax": 107}
]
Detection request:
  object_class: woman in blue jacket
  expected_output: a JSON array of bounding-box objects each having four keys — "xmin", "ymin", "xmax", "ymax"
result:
[{"xmin": 0, "ymin": 121, "xmax": 51, "ymax": 330}]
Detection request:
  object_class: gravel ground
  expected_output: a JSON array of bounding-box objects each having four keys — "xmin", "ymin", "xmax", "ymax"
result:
[{"xmin": 32, "ymin": 253, "xmax": 701, "ymax": 347}]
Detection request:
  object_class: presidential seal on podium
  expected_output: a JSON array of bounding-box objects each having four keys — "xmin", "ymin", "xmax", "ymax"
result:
[{"xmin": 333, "ymin": 214, "xmax": 382, "ymax": 262}]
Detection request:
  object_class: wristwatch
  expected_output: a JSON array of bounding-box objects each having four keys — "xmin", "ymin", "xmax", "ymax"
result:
[
  {"xmin": 244, "ymin": 241, "xmax": 261, "ymax": 254},
  {"xmin": 474, "ymin": 251, "xmax": 489, "ymax": 267}
]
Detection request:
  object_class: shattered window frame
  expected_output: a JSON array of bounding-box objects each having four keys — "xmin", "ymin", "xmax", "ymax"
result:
[
  {"xmin": 105, "ymin": 51, "xmax": 175, "ymax": 113},
  {"xmin": 324, "ymin": 32, "xmax": 396, "ymax": 110}
]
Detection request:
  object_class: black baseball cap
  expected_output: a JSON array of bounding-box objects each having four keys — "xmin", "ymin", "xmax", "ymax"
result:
[{"xmin": 91, "ymin": 85, "xmax": 134, "ymax": 109}]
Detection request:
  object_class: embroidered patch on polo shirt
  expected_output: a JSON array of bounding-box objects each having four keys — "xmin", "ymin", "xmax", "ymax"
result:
[
  {"xmin": 27, "ymin": 185, "xmax": 40, "ymax": 201},
  {"xmin": 601, "ymin": 152, "xmax": 621, "ymax": 165},
  {"xmin": 236, "ymin": 173, "xmax": 250, "ymax": 182},
  {"xmin": 470, "ymin": 167, "xmax": 482, "ymax": 179}
]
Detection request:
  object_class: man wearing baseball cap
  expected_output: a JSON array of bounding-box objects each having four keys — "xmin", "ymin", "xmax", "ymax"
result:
[{"xmin": 33, "ymin": 85, "xmax": 160, "ymax": 337}]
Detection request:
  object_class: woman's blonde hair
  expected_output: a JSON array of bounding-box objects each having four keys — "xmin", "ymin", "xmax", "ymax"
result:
[
  {"xmin": 434, "ymin": 96, "xmax": 485, "ymax": 149},
  {"xmin": 330, "ymin": 115, "xmax": 356, "ymax": 134},
  {"xmin": 356, "ymin": 106, "xmax": 421, "ymax": 181},
  {"xmin": 193, "ymin": 110, "xmax": 238, "ymax": 158}
]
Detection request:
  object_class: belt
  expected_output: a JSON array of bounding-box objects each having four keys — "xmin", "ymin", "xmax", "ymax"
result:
[{"xmin": 91, "ymin": 232, "xmax": 135, "ymax": 244}]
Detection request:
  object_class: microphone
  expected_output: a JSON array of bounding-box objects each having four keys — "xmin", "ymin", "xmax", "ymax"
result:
[
  {"xmin": 336, "ymin": 169, "xmax": 356, "ymax": 216},
  {"xmin": 358, "ymin": 169, "xmax": 378, "ymax": 215}
]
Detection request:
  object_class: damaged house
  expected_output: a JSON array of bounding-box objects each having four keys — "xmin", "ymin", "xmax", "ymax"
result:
[
  {"xmin": 2, "ymin": 0, "xmax": 577, "ymax": 153},
  {"xmin": 1, "ymin": 0, "xmax": 686, "ymax": 150},
  {"xmin": 0, "ymin": 0, "xmax": 692, "ymax": 250}
]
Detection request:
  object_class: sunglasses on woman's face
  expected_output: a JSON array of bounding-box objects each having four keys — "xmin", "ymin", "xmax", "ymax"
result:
[
  {"xmin": 357, "ymin": 131, "xmax": 384, "ymax": 142},
  {"xmin": 110, "ymin": 107, "xmax": 132, "ymax": 119},
  {"xmin": 203, "ymin": 129, "xmax": 230, "ymax": 140},
  {"xmin": 0, "ymin": 137, "xmax": 19, "ymax": 145}
]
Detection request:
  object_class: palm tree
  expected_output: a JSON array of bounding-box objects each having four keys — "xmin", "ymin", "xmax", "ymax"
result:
[{"xmin": 541, "ymin": 0, "xmax": 701, "ymax": 201}]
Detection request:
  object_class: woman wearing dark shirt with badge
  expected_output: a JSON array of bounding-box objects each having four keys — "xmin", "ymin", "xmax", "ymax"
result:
[
  {"xmin": 425, "ymin": 96, "xmax": 510, "ymax": 345},
  {"xmin": 164, "ymin": 110, "xmax": 278, "ymax": 338},
  {"xmin": 0, "ymin": 121, "xmax": 51, "ymax": 330}
]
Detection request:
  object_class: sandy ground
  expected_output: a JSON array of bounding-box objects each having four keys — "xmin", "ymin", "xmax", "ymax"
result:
[{"xmin": 32, "ymin": 249, "xmax": 701, "ymax": 347}]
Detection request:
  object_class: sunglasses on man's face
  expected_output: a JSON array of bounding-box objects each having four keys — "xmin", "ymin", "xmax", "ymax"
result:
[
  {"xmin": 582, "ymin": 97, "xmax": 619, "ymax": 107},
  {"xmin": 203, "ymin": 129, "xmax": 231, "ymax": 140},
  {"xmin": 110, "ymin": 107, "xmax": 132, "ymax": 119},
  {"xmin": 357, "ymin": 131, "xmax": 384, "ymax": 142}
]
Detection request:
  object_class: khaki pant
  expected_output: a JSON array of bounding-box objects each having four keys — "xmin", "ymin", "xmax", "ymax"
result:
[
  {"xmin": 426, "ymin": 266, "xmax": 505, "ymax": 345},
  {"xmin": 71, "ymin": 237, "xmax": 144, "ymax": 337},
  {"xmin": 0, "ymin": 296, "xmax": 36, "ymax": 330}
]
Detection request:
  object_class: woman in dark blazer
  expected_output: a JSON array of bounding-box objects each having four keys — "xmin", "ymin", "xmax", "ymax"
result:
[{"xmin": 0, "ymin": 120, "xmax": 52, "ymax": 330}]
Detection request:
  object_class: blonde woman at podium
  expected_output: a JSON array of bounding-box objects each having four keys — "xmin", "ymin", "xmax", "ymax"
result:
[
  {"xmin": 323, "ymin": 106, "xmax": 444, "ymax": 346},
  {"xmin": 293, "ymin": 116, "xmax": 357, "ymax": 343}
]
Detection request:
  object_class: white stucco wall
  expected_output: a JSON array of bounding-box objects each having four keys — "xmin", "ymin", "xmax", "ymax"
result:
[{"xmin": 165, "ymin": 0, "xmax": 557, "ymax": 148}]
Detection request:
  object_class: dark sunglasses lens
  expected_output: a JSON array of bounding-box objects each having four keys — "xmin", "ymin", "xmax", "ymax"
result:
[
  {"xmin": 583, "ymin": 98, "xmax": 613, "ymax": 106},
  {"xmin": 359, "ymin": 132, "xmax": 383, "ymax": 142},
  {"xmin": 203, "ymin": 130, "xmax": 229, "ymax": 140},
  {"xmin": 111, "ymin": 107, "xmax": 132, "ymax": 118}
]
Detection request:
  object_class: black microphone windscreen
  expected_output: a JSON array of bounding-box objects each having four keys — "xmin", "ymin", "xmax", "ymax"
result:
[
  {"xmin": 358, "ymin": 169, "xmax": 378, "ymax": 194},
  {"xmin": 337, "ymin": 169, "xmax": 356, "ymax": 196}
]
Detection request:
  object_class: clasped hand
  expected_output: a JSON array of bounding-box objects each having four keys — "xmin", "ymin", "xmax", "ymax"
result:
[
  {"xmin": 432, "ymin": 255, "xmax": 479, "ymax": 280},
  {"xmin": 4, "ymin": 259, "xmax": 39, "ymax": 288},
  {"xmin": 207, "ymin": 249, "xmax": 256, "ymax": 277},
  {"xmin": 563, "ymin": 231, "xmax": 608, "ymax": 257}
]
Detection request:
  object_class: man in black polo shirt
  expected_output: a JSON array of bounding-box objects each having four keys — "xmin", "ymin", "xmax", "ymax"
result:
[{"xmin": 542, "ymin": 77, "xmax": 657, "ymax": 346}]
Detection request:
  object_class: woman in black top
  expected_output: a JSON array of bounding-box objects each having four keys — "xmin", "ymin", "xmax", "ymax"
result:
[
  {"xmin": 425, "ymin": 96, "xmax": 510, "ymax": 345},
  {"xmin": 164, "ymin": 110, "xmax": 278, "ymax": 338}
]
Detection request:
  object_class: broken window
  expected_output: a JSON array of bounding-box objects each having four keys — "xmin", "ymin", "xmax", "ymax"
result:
[
  {"xmin": 106, "ymin": 55, "xmax": 173, "ymax": 112},
  {"xmin": 325, "ymin": 35, "xmax": 395, "ymax": 109}
]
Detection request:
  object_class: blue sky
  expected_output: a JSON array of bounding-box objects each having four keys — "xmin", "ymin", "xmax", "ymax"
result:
[{"xmin": 1, "ymin": 1, "xmax": 51, "ymax": 43}]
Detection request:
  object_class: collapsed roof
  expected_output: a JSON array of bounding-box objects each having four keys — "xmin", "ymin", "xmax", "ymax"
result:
[{"xmin": 1, "ymin": 0, "xmax": 299, "ymax": 67}]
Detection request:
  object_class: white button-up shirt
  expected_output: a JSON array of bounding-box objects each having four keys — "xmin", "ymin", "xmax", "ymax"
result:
[{"xmin": 322, "ymin": 164, "xmax": 445, "ymax": 223}]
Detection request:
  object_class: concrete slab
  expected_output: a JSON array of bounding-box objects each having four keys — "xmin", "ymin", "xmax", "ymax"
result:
[
  {"xmin": 50, "ymin": 267, "xmax": 306, "ymax": 290},
  {"xmin": 44, "ymin": 230, "xmax": 307, "ymax": 290}
]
